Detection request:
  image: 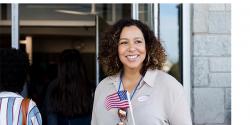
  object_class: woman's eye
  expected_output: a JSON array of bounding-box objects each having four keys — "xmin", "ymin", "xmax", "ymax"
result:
[
  {"xmin": 120, "ymin": 41, "xmax": 128, "ymax": 45},
  {"xmin": 135, "ymin": 40, "xmax": 142, "ymax": 43}
]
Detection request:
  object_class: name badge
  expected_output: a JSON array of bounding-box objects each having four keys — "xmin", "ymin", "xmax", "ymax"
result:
[{"xmin": 137, "ymin": 95, "xmax": 149, "ymax": 102}]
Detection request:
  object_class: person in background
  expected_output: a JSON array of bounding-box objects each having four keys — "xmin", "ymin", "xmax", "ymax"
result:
[
  {"xmin": 0, "ymin": 48, "xmax": 42, "ymax": 125},
  {"xmin": 46, "ymin": 49, "xmax": 93, "ymax": 125},
  {"xmin": 91, "ymin": 19, "xmax": 192, "ymax": 125}
]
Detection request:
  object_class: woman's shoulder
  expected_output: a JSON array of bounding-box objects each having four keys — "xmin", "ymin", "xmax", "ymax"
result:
[
  {"xmin": 28, "ymin": 98, "xmax": 39, "ymax": 107},
  {"xmin": 149, "ymin": 69, "xmax": 183, "ymax": 90},
  {"xmin": 146, "ymin": 69, "xmax": 179, "ymax": 82},
  {"xmin": 97, "ymin": 73, "xmax": 119, "ymax": 87},
  {"xmin": 156, "ymin": 70, "xmax": 179, "ymax": 82},
  {"xmin": 94, "ymin": 73, "xmax": 119, "ymax": 94}
]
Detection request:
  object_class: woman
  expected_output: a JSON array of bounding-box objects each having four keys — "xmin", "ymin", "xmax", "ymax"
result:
[
  {"xmin": 46, "ymin": 49, "xmax": 93, "ymax": 125},
  {"xmin": 91, "ymin": 19, "xmax": 192, "ymax": 125},
  {"xmin": 0, "ymin": 48, "xmax": 42, "ymax": 125}
]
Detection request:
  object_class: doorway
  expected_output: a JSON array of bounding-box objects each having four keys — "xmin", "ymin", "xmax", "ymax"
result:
[{"xmin": 15, "ymin": 4, "xmax": 131, "ymax": 124}]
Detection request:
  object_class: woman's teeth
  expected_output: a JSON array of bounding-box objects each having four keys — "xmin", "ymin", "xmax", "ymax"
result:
[{"xmin": 127, "ymin": 55, "xmax": 137, "ymax": 59}]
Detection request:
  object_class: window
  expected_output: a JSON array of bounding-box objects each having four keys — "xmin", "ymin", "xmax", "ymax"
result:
[
  {"xmin": 159, "ymin": 4, "xmax": 182, "ymax": 83},
  {"xmin": 0, "ymin": 4, "xmax": 11, "ymax": 48}
]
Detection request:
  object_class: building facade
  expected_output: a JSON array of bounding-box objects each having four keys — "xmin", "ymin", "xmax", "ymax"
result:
[
  {"xmin": 0, "ymin": 3, "xmax": 231, "ymax": 125},
  {"xmin": 192, "ymin": 4, "xmax": 231, "ymax": 125}
]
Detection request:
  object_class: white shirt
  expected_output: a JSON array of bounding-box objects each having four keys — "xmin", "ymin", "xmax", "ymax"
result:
[
  {"xmin": 0, "ymin": 91, "xmax": 42, "ymax": 125},
  {"xmin": 91, "ymin": 69, "xmax": 192, "ymax": 125}
]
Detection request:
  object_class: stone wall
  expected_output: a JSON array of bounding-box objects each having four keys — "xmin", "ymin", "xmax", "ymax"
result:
[{"xmin": 192, "ymin": 4, "xmax": 231, "ymax": 125}]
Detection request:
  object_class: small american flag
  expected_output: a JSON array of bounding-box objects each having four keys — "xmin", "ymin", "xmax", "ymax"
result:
[{"xmin": 105, "ymin": 90, "xmax": 129, "ymax": 110}]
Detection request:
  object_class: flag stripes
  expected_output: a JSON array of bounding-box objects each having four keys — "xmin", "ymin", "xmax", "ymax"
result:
[{"xmin": 105, "ymin": 90, "xmax": 129, "ymax": 110}]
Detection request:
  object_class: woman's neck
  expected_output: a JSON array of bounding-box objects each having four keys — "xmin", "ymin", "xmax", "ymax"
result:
[{"xmin": 122, "ymin": 68, "xmax": 142, "ymax": 93}]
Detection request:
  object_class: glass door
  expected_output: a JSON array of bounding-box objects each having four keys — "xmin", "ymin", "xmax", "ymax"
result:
[
  {"xmin": 18, "ymin": 4, "xmax": 97, "ymax": 124},
  {"xmin": 159, "ymin": 4, "xmax": 183, "ymax": 83},
  {"xmin": 95, "ymin": 16, "xmax": 110, "ymax": 85}
]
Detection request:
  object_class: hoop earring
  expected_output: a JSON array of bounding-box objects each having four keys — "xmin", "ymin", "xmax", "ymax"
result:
[
  {"xmin": 115, "ymin": 57, "xmax": 119, "ymax": 68},
  {"xmin": 146, "ymin": 54, "xmax": 150, "ymax": 66}
]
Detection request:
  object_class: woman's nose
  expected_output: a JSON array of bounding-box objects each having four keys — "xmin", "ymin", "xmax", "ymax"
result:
[{"xmin": 128, "ymin": 43, "xmax": 136, "ymax": 52}]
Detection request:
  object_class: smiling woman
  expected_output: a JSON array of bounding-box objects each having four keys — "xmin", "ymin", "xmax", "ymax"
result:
[{"xmin": 92, "ymin": 18, "xmax": 192, "ymax": 125}]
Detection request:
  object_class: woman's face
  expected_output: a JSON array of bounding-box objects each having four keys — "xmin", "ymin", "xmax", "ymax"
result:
[{"xmin": 118, "ymin": 25, "xmax": 146, "ymax": 71}]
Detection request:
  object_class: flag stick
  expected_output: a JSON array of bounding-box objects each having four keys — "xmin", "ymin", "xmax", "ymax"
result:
[{"xmin": 126, "ymin": 92, "xmax": 136, "ymax": 125}]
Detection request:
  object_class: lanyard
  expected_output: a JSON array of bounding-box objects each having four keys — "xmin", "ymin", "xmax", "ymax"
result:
[{"xmin": 118, "ymin": 72, "xmax": 144, "ymax": 100}]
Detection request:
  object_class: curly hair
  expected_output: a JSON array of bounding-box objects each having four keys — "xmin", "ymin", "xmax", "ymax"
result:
[
  {"xmin": 0, "ymin": 48, "xmax": 29, "ymax": 93},
  {"xmin": 99, "ymin": 19, "xmax": 166, "ymax": 76}
]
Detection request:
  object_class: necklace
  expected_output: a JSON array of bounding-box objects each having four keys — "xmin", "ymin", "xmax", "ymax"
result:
[
  {"xmin": 117, "ymin": 72, "xmax": 144, "ymax": 124},
  {"xmin": 118, "ymin": 72, "xmax": 144, "ymax": 100}
]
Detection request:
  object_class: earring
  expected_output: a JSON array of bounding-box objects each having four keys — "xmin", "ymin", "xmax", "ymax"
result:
[
  {"xmin": 146, "ymin": 54, "xmax": 150, "ymax": 66},
  {"xmin": 115, "ymin": 58, "xmax": 119, "ymax": 68}
]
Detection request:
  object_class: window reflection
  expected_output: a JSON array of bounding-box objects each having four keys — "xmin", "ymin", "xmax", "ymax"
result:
[
  {"xmin": 159, "ymin": 4, "xmax": 182, "ymax": 83},
  {"xmin": 139, "ymin": 4, "xmax": 153, "ymax": 29}
]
